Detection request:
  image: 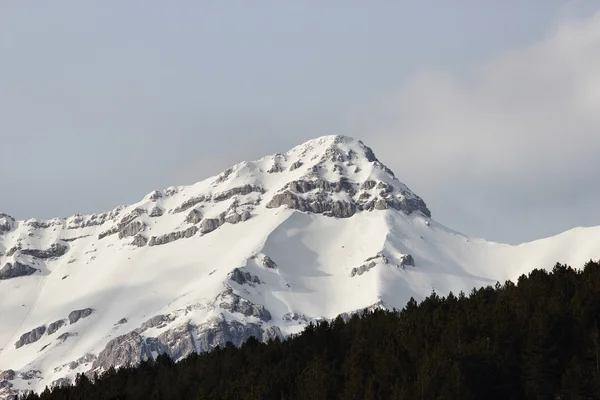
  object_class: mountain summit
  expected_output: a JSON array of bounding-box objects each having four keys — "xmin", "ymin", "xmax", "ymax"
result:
[{"xmin": 1, "ymin": 135, "xmax": 599, "ymax": 398}]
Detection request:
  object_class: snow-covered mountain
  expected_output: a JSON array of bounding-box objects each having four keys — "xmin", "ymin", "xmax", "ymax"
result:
[{"xmin": 1, "ymin": 135, "xmax": 599, "ymax": 397}]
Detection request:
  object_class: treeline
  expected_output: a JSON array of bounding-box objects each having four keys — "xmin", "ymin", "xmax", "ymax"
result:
[{"xmin": 22, "ymin": 260, "xmax": 600, "ymax": 400}]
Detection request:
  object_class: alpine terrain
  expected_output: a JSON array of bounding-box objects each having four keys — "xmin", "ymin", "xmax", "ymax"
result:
[{"xmin": 1, "ymin": 135, "xmax": 599, "ymax": 398}]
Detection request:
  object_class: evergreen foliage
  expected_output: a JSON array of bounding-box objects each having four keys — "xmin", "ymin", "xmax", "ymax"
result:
[{"xmin": 21, "ymin": 260, "xmax": 600, "ymax": 400}]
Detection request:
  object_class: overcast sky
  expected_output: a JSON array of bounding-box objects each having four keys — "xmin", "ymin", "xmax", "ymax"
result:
[{"xmin": 1, "ymin": 1, "xmax": 599, "ymax": 244}]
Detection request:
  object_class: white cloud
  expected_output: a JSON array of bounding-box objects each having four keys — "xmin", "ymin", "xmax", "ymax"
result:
[{"xmin": 349, "ymin": 9, "xmax": 600, "ymax": 243}]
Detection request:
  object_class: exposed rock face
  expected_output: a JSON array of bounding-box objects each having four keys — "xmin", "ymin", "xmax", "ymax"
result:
[
  {"xmin": 145, "ymin": 190, "xmax": 163, "ymax": 201},
  {"xmin": 0, "ymin": 262, "xmax": 37, "ymax": 280},
  {"xmin": 229, "ymin": 268, "xmax": 261, "ymax": 286},
  {"xmin": 213, "ymin": 167, "xmax": 234, "ymax": 184},
  {"xmin": 91, "ymin": 315, "xmax": 282, "ymax": 374},
  {"xmin": 184, "ymin": 209, "xmax": 203, "ymax": 224},
  {"xmin": 282, "ymin": 312, "xmax": 311, "ymax": 324},
  {"xmin": 98, "ymin": 209, "xmax": 146, "ymax": 240},
  {"xmin": 263, "ymin": 326, "xmax": 284, "ymax": 342},
  {"xmin": 256, "ymin": 254, "xmax": 277, "ymax": 269},
  {"xmin": 267, "ymin": 163, "xmax": 284, "ymax": 173},
  {"xmin": 0, "ymin": 214, "xmax": 15, "ymax": 235},
  {"xmin": 57, "ymin": 332, "xmax": 73, "ymax": 342},
  {"xmin": 47, "ymin": 320, "xmax": 66, "ymax": 335},
  {"xmin": 212, "ymin": 185, "xmax": 264, "ymax": 202},
  {"xmin": 92, "ymin": 332, "xmax": 152, "ymax": 371},
  {"xmin": 51, "ymin": 377, "xmax": 72, "ymax": 388},
  {"xmin": 224, "ymin": 211, "xmax": 251, "ymax": 224},
  {"xmin": 266, "ymin": 192, "xmax": 356, "ymax": 218},
  {"xmin": 289, "ymin": 161, "xmax": 303, "ymax": 171},
  {"xmin": 130, "ymin": 234, "xmax": 148, "ymax": 247},
  {"xmin": 200, "ymin": 218, "xmax": 222, "ymax": 234},
  {"xmin": 65, "ymin": 354, "xmax": 97, "ymax": 371},
  {"xmin": 149, "ymin": 206, "xmax": 163, "ymax": 218},
  {"xmin": 350, "ymin": 254, "xmax": 388, "ymax": 277},
  {"xmin": 149, "ymin": 226, "xmax": 198, "ymax": 246},
  {"xmin": 15, "ymin": 326, "xmax": 47, "ymax": 349},
  {"xmin": 173, "ymin": 196, "xmax": 207, "ymax": 214},
  {"xmin": 20, "ymin": 370, "xmax": 42, "ymax": 380},
  {"xmin": 118, "ymin": 220, "xmax": 145, "ymax": 239},
  {"xmin": 154, "ymin": 323, "xmax": 197, "ymax": 360},
  {"xmin": 140, "ymin": 315, "xmax": 171, "ymax": 331},
  {"xmin": 361, "ymin": 180, "xmax": 377, "ymax": 190},
  {"xmin": 25, "ymin": 220, "xmax": 55, "ymax": 229},
  {"xmin": 67, "ymin": 207, "xmax": 124, "ymax": 230},
  {"xmin": 6, "ymin": 244, "xmax": 21, "ymax": 257},
  {"xmin": 0, "ymin": 370, "xmax": 15, "ymax": 381},
  {"xmin": 216, "ymin": 290, "xmax": 271, "ymax": 322},
  {"xmin": 400, "ymin": 254, "xmax": 415, "ymax": 267},
  {"xmin": 196, "ymin": 316, "xmax": 268, "ymax": 353},
  {"xmin": 61, "ymin": 235, "xmax": 90, "ymax": 242},
  {"xmin": 21, "ymin": 243, "xmax": 68, "ymax": 259},
  {"xmin": 68, "ymin": 308, "xmax": 93, "ymax": 324}
]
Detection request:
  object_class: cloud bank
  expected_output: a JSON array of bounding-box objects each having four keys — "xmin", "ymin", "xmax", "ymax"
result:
[{"xmin": 351, "ymin": 10, "xmax": 600, "ymax": 243}]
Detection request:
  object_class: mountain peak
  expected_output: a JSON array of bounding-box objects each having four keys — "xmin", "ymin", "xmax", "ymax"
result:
[{"xmin": 2, "ymin": 136, "xmax": 600, "ymax": 398}]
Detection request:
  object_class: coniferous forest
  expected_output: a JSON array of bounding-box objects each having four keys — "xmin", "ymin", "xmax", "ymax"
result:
[{"xmin": 21, "ymin": 260, "xmax": 600, "ymax": 400}]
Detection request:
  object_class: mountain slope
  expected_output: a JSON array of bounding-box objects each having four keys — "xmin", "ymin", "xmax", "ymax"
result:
[{"xmin": 1, "ymin": 135, "xmax": 599, "ymax": 397}]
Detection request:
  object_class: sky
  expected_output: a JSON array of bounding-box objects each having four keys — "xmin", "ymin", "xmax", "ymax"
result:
[{"xmin": 1, "ymin": 1, "xmax": 599, "ymax": 244}]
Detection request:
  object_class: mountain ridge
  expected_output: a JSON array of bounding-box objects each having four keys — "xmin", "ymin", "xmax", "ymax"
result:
[{"xmin": 1, "ymin": 135, "xmax": 599, "ymax": 399}]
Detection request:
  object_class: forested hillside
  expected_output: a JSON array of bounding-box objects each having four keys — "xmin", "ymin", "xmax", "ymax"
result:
[{"xmin": 21, "ymin": 260, "xmax": 600, "ymax": 400}]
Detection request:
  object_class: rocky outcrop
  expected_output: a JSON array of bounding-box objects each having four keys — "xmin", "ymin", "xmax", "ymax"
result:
[
  {"xmin": 184, "ymin": 209, "xmax": 203, "ymax": 224},
  {"xmin": 361, "ymin": 180, "xmax": 377, "ymax": 190},
  {"xmin": 266, "ymin": 192, "xmax": 356, "ymax": 218},
  {"xmin": 61, "ymin": 235, "xmax": 90, "ymax": 242},
  {"xmin": 153, "ymin": 323, "xmax": 197, "ymax": 361},
  {"xmin": 98, "ymin": 209, "xmax": 146, "ymax": 240},
  {"xmin": 92, "ymin": 316, "xmax": 281, "ymax": 373},
  {"xmin": 289, "ymin": 161, "xmax": 303, "ymax": 171},
  {"xmin": 91, "ymin": 332, "xmax": 152, "ymax": 371},
  {"xmin": 173, "ymin": 196, "xmax": 207, "ymax": 214},
  {"xmin": 229, "ymin": 268, "xmax": 261, "ymax": 286},
  {"xmin": 195, "ymin": 316, "xmax": 278, "ymax": 353},
  {"xmin": 6, "ymin": 244, "xmax": 21, "ymax": 257},
  {"xmin": 0, "ymin": 370, "xmax": 15, "ymax": 381},
  {"xmin": 400, "ymin": 254, "xmax": 415, "ymax": 267},
  {"xmin": 57, "ymin": 332, "xmax": 73, "ymax": 342},
  {"xmin": 253, "ymin": 254, "xmax": 277, "ymax": 269},
  {"xmin": 200, "ymin": 218, "xmax": 222, "ymax": 234},
  {"xmin": 21, "ymin": 243, "xmax": 68, "ymax": 259},
  {"xmin": 68, "ymin": 308, "xmax": 93, "ymax": 324},
  {"xmin": 216, "ymin": 290, "xmax": 271, "ymax": 322},
  {"xmin": 65, "ymin": 354, "xmax": 97, "ymax": 371},
  {"xmin": 149, "ymin": 226, "xmax": 198, "ymax": 246},
  {"xmin": 350, "ymin": 254, "xmax": 388, "ymax": 277},
  {"xmin": 145, "ymin": 190, "xmax": 163, "ymax": 201},
  {"xmin": 224, "ymin": 211, "xmax": 251, "ymax": 224},
  {"xmin": 118, "ymin": 220, "xmax": 145, "ymax": 239},
  {"xmin": 140, "ymin": 315, "xmax": 172, "ymax": 331},
  {"xmin": 0, "ymin": 262, "xmax": 37, "ymax": 280},
  {"xmin": 0, "ymin": 213, "xmax": 15, "ymax": 234},
  {"xmin": 149, "ymin": 206, "xmax": 163, "ymax": 218},
  {"xmin": 130, "ymin": 234, "xmax": 148, "ymax": 247},
  {"xmin": 15, "ymin": 326, "xmax": 46, "ymax": 349},
  {"xmin": 51, "ymin": 377, "xmax": 72, "ymax": 388},
  {"xmin": 67, "ymin": 206, "xmax": 128, "ymax": 230},
  {"xmin": 212, "ymin": 185, "xmax": 264, "ymax": 202},
  {"xmin": 267, "ymin": 163, "xmax": 284, "ymax": 173},
  {"xmin": 47, "ymin": 320, "xmax": 66, "ymax": 335},
  {"xmin": 362, "ymin": 195, "xmax": 431, "ymax": 218},
  {"xmin": 282, "ymin": 312, "xmax": 311, "ymax": 324},
  {"xmin": 25, "ymin": 220, "xmax": 55, "ymax": 229}
]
